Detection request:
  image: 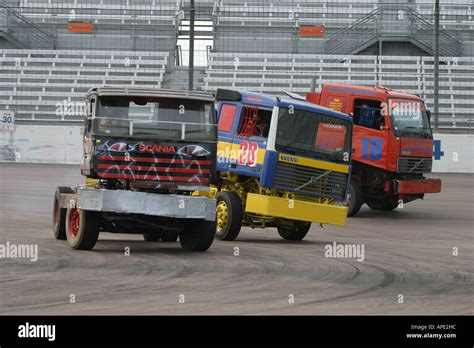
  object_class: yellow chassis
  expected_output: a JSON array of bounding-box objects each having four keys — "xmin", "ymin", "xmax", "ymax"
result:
[{"xmin": 245, "ymin": 193, "xmax": 348, "ymax": 226}]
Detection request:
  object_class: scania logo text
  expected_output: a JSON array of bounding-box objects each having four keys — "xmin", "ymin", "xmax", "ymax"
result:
[{"xmin": 138, "ymin": 144, "xmax": 176, "ymax": 153}]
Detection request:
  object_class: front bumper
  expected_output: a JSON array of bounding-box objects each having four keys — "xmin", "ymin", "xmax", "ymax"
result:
[
  {"xmin": 395, "ymin": 178, "xmax": 442, "ymax": 194},
  {"xmin": 60, "ymin": 187, "xmax": 216, "ymax": 221},
  {"xmin": 244, "ymin": 193, "xmax": 347, "ymax": 226}
]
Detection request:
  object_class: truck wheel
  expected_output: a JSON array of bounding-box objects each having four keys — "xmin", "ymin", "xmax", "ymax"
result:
[
  {"xmin": 180, "ymin": 220, "xmax": 216, "ymax": 252},
  {"xmin": 277, "ymin": 222, "xmax": 311, "ymax": 241},
  {"xmin": 143, "ymin": 232, "xmax": 160, "ymax": 242},
  {"xmin": 366, "ymin": 199, "xmax": 399, "ymax": 211},
  {"xmin": 347, "ymin": 180, "xmax": 362, "ymax": 217},
  {"xmin": 160, "ymin": 230, "xmax": 179, "ymax": 242},
  {"xmin": 215, "ymin": 191, "xmax": 243, "ymax": 241},
  {"xmin": 53, "ymin": 187, "xmax": 73, "ymax": 240},
  {"xmin": 66, "ymin": 208, "xmax": 100, "ymax": 250}
]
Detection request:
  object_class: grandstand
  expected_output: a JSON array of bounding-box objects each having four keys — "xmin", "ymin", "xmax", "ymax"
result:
[
  {"xmin": 0, "ymin": 0, "xmax": 472, "ymax": 130},
  {"xmin": 0, "ymin": 49, "xmax": 168, "ymax": 123},
  {"xmin": 212, "ymin": 0, "xmax": 473, "ymax": 55}
]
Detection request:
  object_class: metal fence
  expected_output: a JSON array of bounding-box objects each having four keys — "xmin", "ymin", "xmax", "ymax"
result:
[{"xmin": 0, "ymin": 0, "xmax": 472, "ymax": 131}]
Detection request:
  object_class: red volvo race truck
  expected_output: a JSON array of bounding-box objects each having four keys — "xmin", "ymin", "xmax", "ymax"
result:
[{"xmin": 306, "ymin": 83, "xmax": 441, "ymax": 216}]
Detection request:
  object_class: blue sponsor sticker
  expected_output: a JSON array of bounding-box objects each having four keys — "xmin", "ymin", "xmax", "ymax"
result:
[{"xmin": 433, "ymin": 140, "xmax": 444, "ymax": 160}]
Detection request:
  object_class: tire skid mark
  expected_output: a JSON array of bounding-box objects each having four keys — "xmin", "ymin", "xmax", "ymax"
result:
[{"xmin": 304, "ymin": 262, "xmax": 396, "ymax": 305}]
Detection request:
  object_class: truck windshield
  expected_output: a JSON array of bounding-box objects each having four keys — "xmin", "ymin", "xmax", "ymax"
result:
[
  {"xmin": 92, "ymin": 96, "xmax": 216, "ymax": 142},
  {"xmin": 389, "ymin": 99, "xmax": 432, "ymax": 138},
  {"xmin": 275, "ymin": 107, "xmax": 352, "ymax": 164}
]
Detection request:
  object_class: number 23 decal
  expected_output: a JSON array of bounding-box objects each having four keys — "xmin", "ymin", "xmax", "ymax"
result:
[
  {"xmin": 360, "ymin": 137, "xmax": 383, "ymax": 161},
  {"xmin": 239, "ymin": 141, "xmax": 258, "ymax": 167}
]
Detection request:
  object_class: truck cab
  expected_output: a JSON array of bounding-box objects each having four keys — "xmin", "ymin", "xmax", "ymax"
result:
[
  {"xmin": 53, "ymin": 87, "xmax": 218, "ymax": 251},
  {"xmin": 307, "ymin": 83, "xmax": 441, "ymax": 216},
  {"xmin": 82, "ymin": 88, "xmax": 216, "ymax": 190},
  {"xmin": 214, "ymin": 89, "xmax": 353, "ymax": 241}
]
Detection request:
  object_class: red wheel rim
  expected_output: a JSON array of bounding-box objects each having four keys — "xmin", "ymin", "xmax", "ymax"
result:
[{"xmin": 69, "ymin": 208, "xmax": 80, "ymax": 238}]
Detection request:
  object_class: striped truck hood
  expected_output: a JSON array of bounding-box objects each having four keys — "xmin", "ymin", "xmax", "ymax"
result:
[{"xmin": 93, "ymin": 138, "xmax": 215, "ymax": 188}]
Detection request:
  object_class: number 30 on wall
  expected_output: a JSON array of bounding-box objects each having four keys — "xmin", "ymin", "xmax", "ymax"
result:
[
  {"xmin": 360, "ymin": 137, "xmax": 383, "ymax": 161},
  {"xmin": 239, "ymin": 141, "xmax": 258, "ymax": 167}
]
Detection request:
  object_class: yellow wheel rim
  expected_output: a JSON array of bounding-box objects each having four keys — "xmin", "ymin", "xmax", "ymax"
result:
[{"xmin": 216, "ymin": 200, "xmax": 229, "ymax": 232}]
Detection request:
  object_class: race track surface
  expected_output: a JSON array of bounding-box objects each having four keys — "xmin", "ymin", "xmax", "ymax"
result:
[{"xmin": 0, "ymin": 163, "xmax": 472, "ymax": 315}]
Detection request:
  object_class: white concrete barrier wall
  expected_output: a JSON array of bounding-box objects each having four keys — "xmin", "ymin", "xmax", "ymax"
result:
[
  {"xmin": 0, "ymin": 125, "xmax": 83, "ymax": 164},
  {"xmin": 0, "ymin": 125, "xmax": 473, "ymax": 173},
  {"xmin": 431, "ymin": 134, "xmax": 474, "ymax": 173}
]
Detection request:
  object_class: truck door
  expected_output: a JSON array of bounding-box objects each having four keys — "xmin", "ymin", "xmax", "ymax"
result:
[
  {"xmin": 351, "ymin": 98, "xmax": 389, "ymax": 170},
  {"xmin": 230, "ymin": 105, "xmax": 270, "ymax": 177},
  {"xmin": 217, "ymin": 102, "xmax": 270, "ymax": 176},
  {"xmin": 217, "ymin": 102, "xmax": 239, "ymax": 172}
]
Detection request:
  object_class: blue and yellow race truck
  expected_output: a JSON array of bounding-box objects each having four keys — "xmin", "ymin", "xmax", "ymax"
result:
[{"xmin": 213, "ymin": 89, "xmax": 353, "ymax": 241}]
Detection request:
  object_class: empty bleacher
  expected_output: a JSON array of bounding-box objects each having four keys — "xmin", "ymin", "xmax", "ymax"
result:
[
  {"xmin": 0, "ymin": 0, "xmax": 178, "ymax": 123},
  {"xmin": 2, "ymin": 0, "xmax": 181, "ymax": 53},
  {"xmin": 204, "ymin": 52, "xmax": 474, "ymax": 130},
  {"xmin": 0, "ymin": 49, "xmax": 168, "ymax": 123},
  {"xmin": 212, "ymin": 0, "xmax": 473, "ymax": 32},
  {"xmin": 212, "ymin": 0, "xmax": 473, "ymax": 55}
]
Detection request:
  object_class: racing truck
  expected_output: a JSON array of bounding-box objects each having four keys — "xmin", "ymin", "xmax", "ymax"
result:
[
  {"xmin": 306, "ymin": 83, "xmax": 442, "ymax": 216},
  {"xmin": 53, "ymin": 87, "xmax": 217, "ymax": 251},
  {"xmin": 213, "ymin": 89, "xmax": 353, "ymax": 241}
]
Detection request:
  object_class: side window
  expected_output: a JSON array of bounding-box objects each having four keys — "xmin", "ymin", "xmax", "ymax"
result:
[
  {"xmin": 218, "ymin": 104, "xmax": 236, "ymax": 132},
  {"xmin": 353, "ymin": 99, "xmax": 384, "ymax": 130},
  {"xmin": 237, "ymin": 106, "xmax": 271, "ymax": 139},
  {"xmin": 89, "ymin": 98, "xmax": 95, "ymax": 116},
  {"xmin": 84, "ymin": 98, "xmax": 95, "ymax": 134},
  {"xmin": 85, "ymin": 98, "xmax": 95, "ymax": 133}
]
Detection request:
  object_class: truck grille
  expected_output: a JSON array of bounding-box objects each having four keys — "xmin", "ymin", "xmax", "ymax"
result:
[
  {"xmin": 273, "ymin": 161, "xmax": 348, "ymax": 201},
  {"xmin": 397, "ymin": 157, "xmax": 432, "ymax": 174},
  {"xmin": 95, "ymin": 152, "xmax": 212, "ymax": 188}
]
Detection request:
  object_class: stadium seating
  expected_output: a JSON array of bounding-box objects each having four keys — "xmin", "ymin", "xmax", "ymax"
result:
[
  {"xmin": 212, "ymin": 0, "xmax": 473, "ymax": 55},
  {"xmin": 0, "ymin": 49, "xmax": 168, "ymax": 123},
  {"xmin": 3, "ymin": 0, "xmax": 181, "ymax": 52},
  {"xmin": 213, "ymin": 0, "xmax": 473, "ymax": 32}
]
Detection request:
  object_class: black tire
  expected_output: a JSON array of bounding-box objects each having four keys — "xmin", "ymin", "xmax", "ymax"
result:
[
  {"xmin": 66, "ymin": 208, "xmax": 100, "ymax": 250},
  {"xmin": 53, "ymin": 186, "xmax": 73, "ymax": 240},
  {"xmin": 347, "ymin": 180, "xmax": 363, "ymax": 217},
  {"xmin": 180, "ymin": 220, "xmax": 216, "ymax": 252},
  {"xmin": 160, "ymin": 230, "xmax": 179, "ymax": 242},
  {"xmin": 277, "ymin": 222, "xmax": 311, "ymax": 241},
  {"xmin": 366, "ymin": 199, "xmax": 399, "ymax": 211},
  {"xmin": 143, "ymin": 232, "xmax": 161, "ymax": 242},
  {"xmin": 215, "ymin": 191, "xmax": 243, "ymax": 241}
]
